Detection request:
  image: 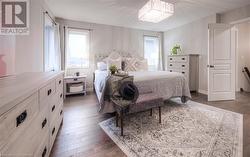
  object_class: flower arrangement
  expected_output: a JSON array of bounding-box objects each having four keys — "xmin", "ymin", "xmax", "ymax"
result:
[
  {"xmin": 109, "ymin": 65, "xmax": 118, "ymax": 75},
  {"xmin": 171, "ymin": 44, "xmax": 182, "ymax": 55}
]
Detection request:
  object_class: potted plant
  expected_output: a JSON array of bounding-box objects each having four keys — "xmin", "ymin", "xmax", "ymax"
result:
[
  {"xmin": 109, "ymin": 65, "xmax": 118, "ymax": 75},
  {"xmin": 171, "ymin": 44, "xmax": 181, "ymax": 55}
]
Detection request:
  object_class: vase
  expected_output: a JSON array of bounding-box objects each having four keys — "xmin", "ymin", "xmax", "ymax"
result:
[
  {"xmin": 0, "ymin": 55, "xmax": 7, "ymax": 77},
  {"xmin": 177, "ymin": 49, "xmax": 182, "ymax": 54}
]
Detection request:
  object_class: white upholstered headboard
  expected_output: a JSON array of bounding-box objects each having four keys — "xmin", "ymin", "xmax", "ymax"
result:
[{"xmin": 94, "ymin": 51, "xmax": 141, "ymax": 63}]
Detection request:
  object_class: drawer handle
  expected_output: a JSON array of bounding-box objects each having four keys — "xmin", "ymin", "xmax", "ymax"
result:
[
  {"xmin": 60, "ymin": 93, "xmax": 63, "ymax": 98},
  {"xmin": 170, "ymin": 64, "xmax": 172, "ymax": 66},
  {"xmin": 16, "ymin": 110, "xmax": 27, "ymax": 127},
  {"xmin": 59, "ymin": 80, "xmax": 62, "ymax": 84},
  {"xmin": 42, "ymin": 118, "xmax": 47, "ymax": 129},
  {"xmin": 52, "ymin": 127, "xmax": 55, "ymax": 135},
  {"xmin": 182, "ymin": 58, "xmax": 185, "ymax": 60},
  {"xmin": 182, "ymin": 65, "xmax": 185, "ymax": 67},
  {"xmin": 73, "ymin": 78, "xmax": 78, "ymax": 81},
  {"xmin": 47, "ymin": 89, "xmax": 52, "ymax": 96},
  {"xmin": 60, "ymin": 110, "xmax": 63, "ymax": 115},
  {"xmin": 52, "ymin": 105, "xmax": 56, "ymax": 112},
  {"xmin": 170, "ymin": 70, "xmax": 172, "ymax": 72},
  {"xmin": 182, "ymin": 72, "xmax": 185, "ymax": 74},
  {"xmin": 170, "ymin": 58, "xmax": 172, "ymax": 60},
  {"xmin": 42, "ymin": 147, "xmax": 47, "ymax": 157}
]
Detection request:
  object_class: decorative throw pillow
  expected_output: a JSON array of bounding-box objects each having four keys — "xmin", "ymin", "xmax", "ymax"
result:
[
  {"xmin": 124, "ymin": 58, "xmax": 148, "ymax": 71},
  {"xmin": 137, "ymin": 59, "xmax": 148, "ymax": 71},
  {"xmin": 124, "ymin": 58, "xmax": 138, "ymax": 71}
]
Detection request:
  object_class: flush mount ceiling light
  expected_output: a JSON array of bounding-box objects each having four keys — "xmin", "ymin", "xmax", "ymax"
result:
[{"xmin": 138, "ymin": 0, "xmax": 174, "ymax": 23}]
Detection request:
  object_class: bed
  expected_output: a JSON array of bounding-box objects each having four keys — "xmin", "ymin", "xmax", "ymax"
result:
[{"xmin": 94, "ymin": 70, "xmax": 191, "ymax": 114}]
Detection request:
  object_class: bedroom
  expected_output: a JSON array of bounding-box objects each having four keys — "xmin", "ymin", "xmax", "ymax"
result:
[{"xmin": 0, "ymin": 0, "xmax": 250, "ymax": 157}]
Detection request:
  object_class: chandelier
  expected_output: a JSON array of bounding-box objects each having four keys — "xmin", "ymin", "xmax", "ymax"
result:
[{"xmin": 138, "ymin": 0, "xmax": 174, "ymax": 23}]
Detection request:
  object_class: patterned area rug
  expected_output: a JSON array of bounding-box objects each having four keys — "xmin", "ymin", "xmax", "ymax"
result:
[{"xmin": 99, "ymin": 100, "xmax": 243, "ymax": 157}]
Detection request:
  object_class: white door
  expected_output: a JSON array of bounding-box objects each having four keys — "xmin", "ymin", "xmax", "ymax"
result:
[{"xmin": 208, "ymin": 24, "xmax": 236, "ymax": 101}]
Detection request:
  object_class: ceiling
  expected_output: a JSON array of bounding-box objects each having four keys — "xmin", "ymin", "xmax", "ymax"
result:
[{"xmin": 45, "ymin": 0, "xmax": 250, "ymax": 31}]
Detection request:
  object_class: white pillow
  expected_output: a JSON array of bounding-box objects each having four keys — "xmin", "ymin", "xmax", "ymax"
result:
[{"xmin": 97, "ymin": 62, "xmax": 107, "ymax": 71}]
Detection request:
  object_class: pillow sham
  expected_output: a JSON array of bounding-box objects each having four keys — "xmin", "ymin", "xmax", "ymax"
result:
[{"xmin": 124, "ymin": 57, "xmax": 148, "ymax": 71}]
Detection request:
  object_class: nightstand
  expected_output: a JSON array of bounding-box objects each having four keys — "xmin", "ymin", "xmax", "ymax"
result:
[{"xmin": 64, "ymin": 75, "xmax": 87, "ymax": 98}]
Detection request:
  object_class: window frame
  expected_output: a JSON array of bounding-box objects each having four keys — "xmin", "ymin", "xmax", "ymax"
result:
[{"xmin": 65, "ymin": 28, "xmax": 90, "ymax": 70}]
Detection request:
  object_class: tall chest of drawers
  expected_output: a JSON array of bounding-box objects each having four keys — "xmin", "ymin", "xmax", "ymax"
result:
[
  {"xmin": 0, "ymin": 72, "xmax": 64, "ymax": 157},
  {"xmin": 167, "ymin": 54, "xmax": 199, "ymax": 92}
]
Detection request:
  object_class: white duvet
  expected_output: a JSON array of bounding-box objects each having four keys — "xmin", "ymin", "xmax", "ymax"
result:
[{"xmin": 94, "ymin": 70, "xmax": 191, "ymax": 113}]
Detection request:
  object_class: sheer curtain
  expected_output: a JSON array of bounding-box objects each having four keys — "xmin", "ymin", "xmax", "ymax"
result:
[
  {"xmin": 44, "ymin": 14, "xmax": 61, "ymax": 72},
  {"xmin": 144, "ymin": 36, "xmax": 162, "ymax": 71},
  {"xmin": 54, "ymin": 24, "xmax": 61, "ymax": 71}
]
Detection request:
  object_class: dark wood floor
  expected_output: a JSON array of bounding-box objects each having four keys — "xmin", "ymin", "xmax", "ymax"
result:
[{"xmin": 50, "ymin": 92, "xmax": 250, "ymax": 157}]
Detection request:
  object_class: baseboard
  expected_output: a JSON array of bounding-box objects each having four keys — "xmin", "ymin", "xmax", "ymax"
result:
[{"xmin": 198, "ymin": 89, "xmax": 208, "ymax": 95}]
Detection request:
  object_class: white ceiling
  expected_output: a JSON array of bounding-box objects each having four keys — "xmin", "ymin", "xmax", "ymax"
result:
[{"xmin": 45, "ymin": 0, "xmax": 250, "ymax": 31}]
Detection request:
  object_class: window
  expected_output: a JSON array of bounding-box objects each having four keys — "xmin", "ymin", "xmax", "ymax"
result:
[
  {"xmin": 144, "ymin": 36, "xmax": 160, "ymax": 71},
  {"xmin": 66, "ymin": 29, "xmax": 90, "ymax": 69}
]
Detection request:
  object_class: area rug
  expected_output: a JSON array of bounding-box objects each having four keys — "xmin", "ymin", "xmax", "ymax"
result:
[{"xmin": 99, "ymin": 99, "xmax": 243, "ymax": 157}]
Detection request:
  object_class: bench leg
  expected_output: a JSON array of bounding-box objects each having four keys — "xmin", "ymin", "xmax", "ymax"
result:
[
  {"xmin": 120, "ymin": 112, "xmax": 124, "ymax": 136},
  {"xmin": 159, "ymin": 107, "xmax": 161, "ymax": 124},
  {"xmin": 150, "ymin": 108, "xmax": 153, "ymax": 116},
  {"xmin": 116, "ymin": 112, "xmax": 119, "ymax": 127}
]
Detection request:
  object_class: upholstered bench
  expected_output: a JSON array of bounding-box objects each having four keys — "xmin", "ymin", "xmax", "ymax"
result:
[{"xmin": 111, "ymin": 92, "xmax": 164, "ymax": 136}]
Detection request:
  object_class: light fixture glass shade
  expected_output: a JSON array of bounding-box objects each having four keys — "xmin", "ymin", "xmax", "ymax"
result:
[{"xmin": 138, "ymin": 0, "xmax": 174, "ymax": 23}]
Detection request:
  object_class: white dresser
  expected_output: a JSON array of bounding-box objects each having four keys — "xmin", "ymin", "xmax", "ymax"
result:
[
  {"xmin": 0, "ymin": 71, "xmax": 64, "ymax": 157},
  {"xmin": 167, "ymin": 54, "xmax": 199, "ymax": 92}
]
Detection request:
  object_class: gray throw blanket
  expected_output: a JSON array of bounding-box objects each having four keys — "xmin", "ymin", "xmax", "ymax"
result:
[{"xmin": 99, "ymin": 74, "xmax": 135, "ymax": 112}]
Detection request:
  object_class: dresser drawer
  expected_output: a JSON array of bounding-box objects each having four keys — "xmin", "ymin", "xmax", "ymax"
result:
[
  {"xmin": 1, "ymin": 104, "xmax": 47, "ymax": 157},
  {"xmin": 49, "ymin": 92, "xmax": 63, "ymax": 124},
  {"xmin": 0, "ymin": 92, "xmax": 39, "ymax": 149},
  {"xmin": 50, "ymin": 114, "xmax": 63, "ymax": 150},
  {"xmin": 39, "ymin": 80, "xmax": 56, "ymax": 105},
  {"xmin": 168, "ymin": 62, "xmax": 188, "ymax": 70},
  {"xmin": 168, "ymin": 69, "xmax": 189, "ymax": 77},
  {"xmin": 65, "ymin": 77, "xmax": 85, "ymax": 83},
  {"xmin": 50, "ymin": 100, "xmax": 63, "ymax": 128},
  {"xmin": 56, "ymin": 75, "xmax": 63, "ymax": 93},
  {"xmin": 34, "ymin": 134, "xmax": 49, "ymax": 157},
  {"xmin": 168, "ymin": 56, "xmax": 188, "ymax": 63}
]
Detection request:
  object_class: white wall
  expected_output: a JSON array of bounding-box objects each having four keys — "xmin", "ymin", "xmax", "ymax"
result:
[
  {"xmin": 15, "ymin": 0, "xmax": 54, "ymax": 73},
  {"xmin": 0, "ymin": 36, "xmax": 15, "ymax": 76},
  {"xmin": 236, "ymin": 22, "xmax": 250, "ymax": 92},
  {"xmin": 56, "ymin": 18, "xmax": 163, "ymax": 90},
  {"xmin": 0, "ymin": 0, "xmax": 54, "ymax": 75},
  {"xmin": 164, "ymin": 15, "xmax": 217, "ymax": 94},
  {"xmin": 220, "ymin": 4, "xmax": 250, "ymax": 24}
]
